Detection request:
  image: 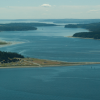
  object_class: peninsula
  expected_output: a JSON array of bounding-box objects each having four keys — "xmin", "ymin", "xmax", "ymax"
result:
[
  {"xmin": 65, "ymin": 22, "xmax": 100, "ymax": 39},
  {"xmin": 0, "ymin": 51, "xmax": 100, "ymax": 68}
]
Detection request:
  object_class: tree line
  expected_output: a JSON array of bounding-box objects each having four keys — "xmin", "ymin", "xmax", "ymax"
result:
[
  {"xmin": 73, "ymin": 32, "xmax": 100, "ymax": 39},
  {"xmin": 0, "ymin": 51, "xmax": 24, "ymax": 63},
  {"xmin": 0, "ymin": 26, "xmax": 37, "ymax": 31}
]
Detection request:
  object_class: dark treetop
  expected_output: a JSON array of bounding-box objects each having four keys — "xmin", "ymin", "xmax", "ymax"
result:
[{"xmin": 0, "ymin": 51, "xmax": 24, "ymax": 63}]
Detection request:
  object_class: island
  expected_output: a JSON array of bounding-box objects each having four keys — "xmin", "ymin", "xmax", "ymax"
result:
[
  {"xmin": 0, "ymin": 26, "xmax": 37, "ymax": 31},
  {"xmin": 65, "ymin": 22, "xmax": 100, "ymax": 39},
  {"xmin": 0, "ymin": 22, "xmax": 58, "ymax": 31}
]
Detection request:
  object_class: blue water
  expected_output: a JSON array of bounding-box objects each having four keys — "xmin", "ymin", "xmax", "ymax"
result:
[
  {"xmin": 0, "ymin": 65, "xmax": 100, "ymax": 100},
  {"xmin": 0, "ymin": 26, "xmax": 99, "ymax": 62},
  {"xmin": 0, "ymin": 22, "xmax": 100, "ymax": 100}
]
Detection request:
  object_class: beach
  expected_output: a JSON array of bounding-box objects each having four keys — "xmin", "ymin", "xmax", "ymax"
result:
[
  {"xmin": 66, "ymin": 36, "xmax": 94, "ymax": 39},
  {"xmin": 66, "ymin": 36, "xmax": 100, "ymax": 40}
]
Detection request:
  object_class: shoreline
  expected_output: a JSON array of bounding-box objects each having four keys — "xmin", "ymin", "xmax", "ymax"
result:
[
  {"xmin": 65, "ymin": 36, "xmax": 93, "ymax": 39},
  {"xmin": 65, "ymin": 36, "xmax": 100, "ymax": 40},
  {"xmin": 0, "ymin": 40, "xmax": 12, "ymax": 48},
  {"xmin": 0, "ymin": 61, "xmax": 100, "ymax": 69},
  {"xmin": 0, "ymin": 40, "xmax": 25, "ymax": 48},
  {"xmin": 0, "ymin": 42, "xmax": 11, "ymax": 48}
]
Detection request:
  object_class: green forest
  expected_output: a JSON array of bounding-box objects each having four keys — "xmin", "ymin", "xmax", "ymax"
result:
[
  {"xmin": 65, "ymin": 23, "xmax": 100, "ymax": 39},
  {"xmin": 73, "ymin": 32, "xmax": 100, "ymax": 39},
  {"xmin": 0, "ymin": 26, "xmax": 37, "ymax": 31},
  {"xmin": 0, "ymin": 51, "xmax": 24, "ymax": 63}
]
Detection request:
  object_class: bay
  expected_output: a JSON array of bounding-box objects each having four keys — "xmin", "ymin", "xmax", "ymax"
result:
[{"xmin": 0, "ymin": 26, "xmax": 97, "ymax": 62}]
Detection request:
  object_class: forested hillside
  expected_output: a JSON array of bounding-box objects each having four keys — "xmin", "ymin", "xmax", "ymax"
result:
[{"xmin": 65, "ymin": 23, "xmax": 100, "ymax": 39}]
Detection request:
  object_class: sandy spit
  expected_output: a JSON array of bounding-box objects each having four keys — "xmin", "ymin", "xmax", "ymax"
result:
[
  {"xmin": 0, "ymin": 62, "xmax": 100, "ymax": 69},
  {"xmin": 0, "ymin": 41, "xmax": 25, "ymax": 48}
]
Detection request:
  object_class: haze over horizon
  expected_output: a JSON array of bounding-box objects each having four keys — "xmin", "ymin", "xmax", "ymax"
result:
[{"xmin": 0, "ymin": 0, "xmax": 100, "ymax": 19}]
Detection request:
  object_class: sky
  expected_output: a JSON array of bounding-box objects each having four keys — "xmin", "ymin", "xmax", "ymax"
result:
[{"xmin": 0, "ymin": 0, "xmax": 100, "ymax": 19}]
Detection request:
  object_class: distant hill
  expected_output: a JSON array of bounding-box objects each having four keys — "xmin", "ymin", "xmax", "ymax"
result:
[
  {"xmin": 1, "ymin": 19, "xmax": 100, "ymax": 24},
  {"xmin": 0, "ymin": 22, "xmax": 58, "ymax": 31},
  {"xmin": 0, "ymin": 26, "xmax": 37, "ymax": 31},
  {"xmin": 0, "ymin": 23, "xmax": 58, "ymax": 27},
  {"xmin": 41, "ymin": 19, "xmax": 100, "ymax": 24}
]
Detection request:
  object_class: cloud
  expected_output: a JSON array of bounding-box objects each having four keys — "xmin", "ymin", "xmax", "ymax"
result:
[
  {"xmin": 41, "ymin": 4, "xmax": 51, "ymax": 7},
  {"xmin": 1, "ymin": 5, "xmax": 100, "ymax": 19}
]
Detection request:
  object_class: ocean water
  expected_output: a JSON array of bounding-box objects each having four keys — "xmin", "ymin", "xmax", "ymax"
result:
[
  {"xmin": 0, "ymin": 22, "xmax": 100, "ymax": 100},
  {"xmin": 0, "ymin": 65, "xmax": 100, "ymax": 100},
  {"xmin": 0, "ymin": 26, "xmax": 99, "ymax": 62}
]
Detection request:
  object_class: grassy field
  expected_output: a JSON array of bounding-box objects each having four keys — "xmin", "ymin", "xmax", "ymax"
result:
[{"xmin": 0, "ymin": 58, "xmax": 100, "ymax": 68}]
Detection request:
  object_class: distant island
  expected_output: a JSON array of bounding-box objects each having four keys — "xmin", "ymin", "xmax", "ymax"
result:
[
  {"xmin": 0, "ymin": 22, "xmax": 58, "ymax": 31},
  {"xmin": 41, "ymin": 19, "xmax": 100, "ymax": 24},
  {"xmin": 65, "ymin": 22, "xmax": 100, "ymax": 39}
]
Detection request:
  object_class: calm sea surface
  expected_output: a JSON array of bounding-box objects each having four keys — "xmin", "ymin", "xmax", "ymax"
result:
[{"xmin": 0, "ymin": 21, "xmax": 100, "ymax": 100}]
